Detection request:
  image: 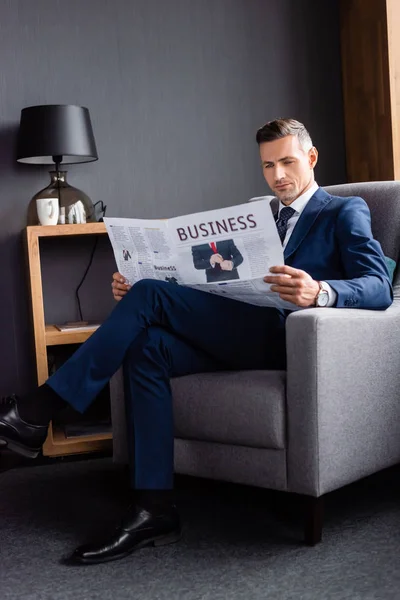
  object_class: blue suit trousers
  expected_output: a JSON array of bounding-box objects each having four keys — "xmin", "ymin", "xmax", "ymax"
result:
[{"xmin": 48, "ymin": 280, "xmax": 286, "ymax": 489}]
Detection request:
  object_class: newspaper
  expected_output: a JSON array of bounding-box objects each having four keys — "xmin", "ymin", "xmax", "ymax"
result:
[{"xmin": 104, "ymin": 199, "xmax": 300, "ymax": 310}]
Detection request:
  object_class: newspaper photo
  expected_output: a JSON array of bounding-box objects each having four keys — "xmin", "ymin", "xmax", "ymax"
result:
[{"xmin": 104, "ymin": 199, "xmax": 301, "ymax": 310}]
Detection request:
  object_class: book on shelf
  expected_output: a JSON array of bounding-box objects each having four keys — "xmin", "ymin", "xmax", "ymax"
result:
[
  {"xmin": 55, "ymin": 321, "xmax": 102, "ymax": 332},
  {"xmin": 64, "ymin": 420, "xmax": 112, "ymax": 438}
]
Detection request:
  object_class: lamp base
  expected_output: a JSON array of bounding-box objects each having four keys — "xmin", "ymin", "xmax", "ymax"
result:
[{"xmin": 27, "ymin": 170, "xmax": 96, "ymax": 226}]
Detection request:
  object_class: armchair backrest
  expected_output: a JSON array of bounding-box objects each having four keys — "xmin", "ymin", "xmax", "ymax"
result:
[{"xmin": 324, "ymin": 181, "xmax": 400, "ymax": 298}]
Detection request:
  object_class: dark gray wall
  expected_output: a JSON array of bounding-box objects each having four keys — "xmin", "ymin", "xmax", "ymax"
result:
[{"xmin": 0, "ymin": 0, "xmax": 345, "ymax": 394}]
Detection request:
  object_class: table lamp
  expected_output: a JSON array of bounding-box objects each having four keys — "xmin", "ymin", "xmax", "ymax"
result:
[{"xmin": 17, "ymin": 104, "xmax": 99, "ymax": 225}]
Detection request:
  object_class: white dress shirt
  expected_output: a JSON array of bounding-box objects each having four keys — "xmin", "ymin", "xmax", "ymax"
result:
[{"xmin": 275, "ymin": 182, "xmax": 337, "ymax": 307}]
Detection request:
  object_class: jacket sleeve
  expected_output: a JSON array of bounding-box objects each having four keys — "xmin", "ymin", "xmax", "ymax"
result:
[
  {"xmin": 324, "ymin": 197, "xmax": 393, "ymax": 310},
  {"xmin": 192, "ymin": 246, "xmax": 211, "ymax": 270},
  {"xmin": 228, "ymin": 241, "xmax": 244, "ymax": 269}
]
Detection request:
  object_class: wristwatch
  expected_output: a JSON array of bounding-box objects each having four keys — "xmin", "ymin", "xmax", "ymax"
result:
[{"xmin": 315, "ymin": 281, "xmax": 329, "ymax": 307}]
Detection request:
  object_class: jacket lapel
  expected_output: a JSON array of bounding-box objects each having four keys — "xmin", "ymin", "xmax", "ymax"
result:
[{"xmin": 281, "ymin": 187, "xmax": 333, "ymax": 259}]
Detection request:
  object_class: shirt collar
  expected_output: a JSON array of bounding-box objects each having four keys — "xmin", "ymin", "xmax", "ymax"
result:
[{"xmin": 277, "ymin": 181, "xmax": 319, "ymax": 216}]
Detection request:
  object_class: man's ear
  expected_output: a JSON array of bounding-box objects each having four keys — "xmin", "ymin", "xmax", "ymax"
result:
[{"xmin": 309, "ymin": 146, "xmax": 318, "ymax": 169}]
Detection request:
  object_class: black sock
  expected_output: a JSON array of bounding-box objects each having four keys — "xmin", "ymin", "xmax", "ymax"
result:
[
  {"xmin": 134, "ymin": 489, "xmax": 175, "ymax": 512},
  {"xmin": 17, "ymin": 383, "xmax": 68, "ymax": 426}
]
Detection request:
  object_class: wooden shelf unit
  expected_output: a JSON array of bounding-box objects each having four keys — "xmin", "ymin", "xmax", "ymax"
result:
[{"xmin": 25, "ymin": 222, "xmax": 113, "ymax": 457}]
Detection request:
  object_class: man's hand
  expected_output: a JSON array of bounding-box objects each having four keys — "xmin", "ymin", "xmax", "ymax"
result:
[
  {"xmin": 220, "ymin": 260, "xmax": 234, "ymax": 271},
  {"xmin": 210, "ymin": 253, "xmax": 224, "ymax": 266},
  {"xmin": 112, "ymin": 272, "xmax": 131, "ymax": 302},
  {"xmin": 264, "ymin": 265, "xmax": 320, "ymax": 307}
]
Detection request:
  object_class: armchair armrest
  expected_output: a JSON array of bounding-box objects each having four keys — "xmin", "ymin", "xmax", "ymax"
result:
[{"xmin": 285, "ymin": 304, "xmax": 400, "ymax": 497}]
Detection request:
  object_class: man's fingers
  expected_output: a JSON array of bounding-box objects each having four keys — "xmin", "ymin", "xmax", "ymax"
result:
[
  {"xmin": 264, "ymin": 276, "xmax": 297, "ymax": 287},
  {"xmin": 112, "ymin": 279, "xmax": 131, "ymax": 303},
  {"xmin": 112, "ymin": 272, "xmax": 127, "ymax": 283},
  {"xmin": 220, "ymin": 260, "xmax": 233, "ymax": 271},
  {"xmin": 113, "ymin": 287, "xmax": 127, "ymax": 295},
  {"xmin": 112, "ymin": 282, "xmax": 131, "ymax": 291},
  {"xmin": 112, "ymin": 272, "xmax": 131, "ymax": 301},
  {"xmin": 112, "ymin": 288, "xmax": 129, "ymax": 302},
  {"xmin": 269, "ymin": 265, "xmax": 303, "ymax": 277}
]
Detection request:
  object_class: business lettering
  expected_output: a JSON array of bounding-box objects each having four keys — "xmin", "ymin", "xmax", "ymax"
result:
[
  {"xmin": 177, "ymin": 214, "xmax": 257, "ymax": 241},
  {"xmin": 153, "ymin": 265, "xmax": 177, "ymax": 271}
]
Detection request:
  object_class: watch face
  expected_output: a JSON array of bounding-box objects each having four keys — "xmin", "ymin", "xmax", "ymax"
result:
[{"xmin": 318, "ymin": 291, "xmax": 329, "ymax": 306}]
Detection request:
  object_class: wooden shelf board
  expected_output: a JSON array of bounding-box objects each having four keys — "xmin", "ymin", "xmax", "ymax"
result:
[
  {"xmin": 45, "ymin": 324, "xmax": 100, "ymax": 346},
  {"xmin": 43, "ymin": 437, "xmax": 112, "ymax": 457},
  {"xmin": 27, "ymin": 223, "xmax": 107, "ymax": 238},
  {"xmin": 42, "ymin": 423, "xmax": 113, "ymax": 457}
]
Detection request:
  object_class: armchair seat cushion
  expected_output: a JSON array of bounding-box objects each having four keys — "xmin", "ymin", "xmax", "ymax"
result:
[{"xmin": 172, "ymin": 370, "xmax": 286, "ymax": 449}]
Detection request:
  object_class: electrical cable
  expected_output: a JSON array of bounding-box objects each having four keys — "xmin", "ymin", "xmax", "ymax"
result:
[{"xmin": 75, "ymin": 201, "xmax": 107, "ymax": 321}]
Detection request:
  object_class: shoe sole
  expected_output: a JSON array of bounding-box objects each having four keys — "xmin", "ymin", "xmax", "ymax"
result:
[
  {"xmin": 0, "ymin": 436, "xmax": 40, "ymax": 459},
  {"xmin": 66, "ymin": 529, "xmax": 182, "ymax": 566}
]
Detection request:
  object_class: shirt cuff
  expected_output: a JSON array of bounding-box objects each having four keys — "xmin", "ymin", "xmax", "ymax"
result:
[{"xmin": 320, "ymin": 281, "xmax": 337, "ymax": 307}]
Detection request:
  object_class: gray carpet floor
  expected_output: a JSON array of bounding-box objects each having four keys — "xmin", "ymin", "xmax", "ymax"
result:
[{"xmin": 1, "ymin": 457, "xmax": 400, "ymax": 600}]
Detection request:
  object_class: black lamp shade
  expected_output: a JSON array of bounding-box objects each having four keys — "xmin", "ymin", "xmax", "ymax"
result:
[{"xmin": 17, "ymin": 104, "xmax": 98, "ymax": 165}]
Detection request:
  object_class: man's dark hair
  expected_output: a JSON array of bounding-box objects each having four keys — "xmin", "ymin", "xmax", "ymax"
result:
[{"xmin": 256, "ymin": 118, "xmax": 313, "ymax": 151}]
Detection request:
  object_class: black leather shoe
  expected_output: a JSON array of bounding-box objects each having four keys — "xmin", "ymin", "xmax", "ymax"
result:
[
  {"xmin": 0, "ymin": 395, "xmax": 48, "ymax": 458},
  {"xmin": 66, "ymin": 504, "xmax": 181, "ymax": 565}
]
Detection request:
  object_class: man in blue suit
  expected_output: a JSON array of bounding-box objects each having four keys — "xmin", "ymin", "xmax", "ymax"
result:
[
  {"xmin": 192, "ymin": 239, "xmax": 244, "ymax": 282},
  {"xmin": 0, "ymin": 118, "xmax": 392, "ymax": 565}
]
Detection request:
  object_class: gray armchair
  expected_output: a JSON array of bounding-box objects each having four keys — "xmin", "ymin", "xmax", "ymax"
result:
[{"xmin": 110, "ymin": 181, "xmax": 400, "ymax": 544}]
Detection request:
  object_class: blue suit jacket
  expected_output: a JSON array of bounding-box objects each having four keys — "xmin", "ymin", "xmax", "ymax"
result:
[{"xmin": 272, "ymin": 188, "xmax": 393, "ymax": 310}]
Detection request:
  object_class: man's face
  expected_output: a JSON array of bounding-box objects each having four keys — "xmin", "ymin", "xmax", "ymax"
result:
[{"xmin": 259, "ymin": 135, "xmax": 318, "ymax": 204}]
